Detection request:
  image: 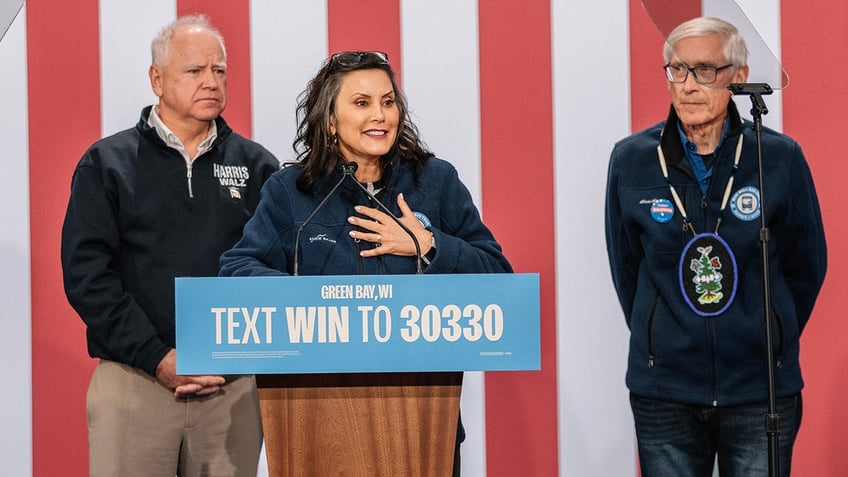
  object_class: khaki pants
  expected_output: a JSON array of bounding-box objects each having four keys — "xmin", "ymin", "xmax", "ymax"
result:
[{"xmin": 87, "ymin": 360, "xmax": 262, "ymax": 477}]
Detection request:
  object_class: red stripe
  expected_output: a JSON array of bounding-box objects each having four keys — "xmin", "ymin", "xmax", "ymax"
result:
[
  {"xmin": 478, "ymin": 2, "xmax": 558, "ymax": 475},
  {"xmin": 28, "ymin": 1, "xmax": 101, "ymax": 476},
  {"xmin": 327, "ymin": 0, "xmax": 402, "ymax": 84},
  {"xmin": 178, "ymin": 0, "xmax": 253, "ymax": 138},
  {"xmin": 628, "ymin": 0, "xmax": 700, "ymax": 132},
  {"xmin": 781, "ymin": 0, "xmax": 848, "ymax": 475}
]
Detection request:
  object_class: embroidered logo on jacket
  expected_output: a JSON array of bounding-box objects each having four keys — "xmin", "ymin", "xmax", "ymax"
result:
[
  {"xmin": 729, "ymin": 186, "xmax": 760, "ymax": 221},
  {"xmin": 309, "ymin": 234, "xmax": 337, "ymax": 244},
  {"xmin": 213, "ymin": 163, "xmax": 250, "ymax": 187}
]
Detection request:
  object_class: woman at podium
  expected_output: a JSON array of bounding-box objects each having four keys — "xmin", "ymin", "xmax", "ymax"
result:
[{"xmin": 220, "ymin": 50, "xmax": 512, "ymax": 476}]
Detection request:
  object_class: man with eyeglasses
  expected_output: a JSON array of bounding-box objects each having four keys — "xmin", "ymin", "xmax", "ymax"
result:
[{"xmin": 605, "ymin": 16, "xmax": 826, "ymax": 477}]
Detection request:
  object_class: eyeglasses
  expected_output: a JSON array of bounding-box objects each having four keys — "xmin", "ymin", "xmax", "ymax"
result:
[
  {"xmin": 664, "ymin": 63, "xmax": 734, "ymax": 85},
  {"xmin": 327, "ymin": 51, "xmax": 389, "ymax": 74}
]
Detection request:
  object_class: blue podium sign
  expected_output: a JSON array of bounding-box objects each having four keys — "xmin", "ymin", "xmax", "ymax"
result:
[{"xmin": 175, "ymin": 273, "xmax": 540, "ymax": 374}]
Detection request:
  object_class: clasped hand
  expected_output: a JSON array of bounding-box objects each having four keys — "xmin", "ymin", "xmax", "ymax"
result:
[
  {"xmin": 347, "ymin": 193, "xmax": 433, "ymax": 258},
  {"xmin": 156, "ymin": 349, "xmax": 225, "ymax": 398}
]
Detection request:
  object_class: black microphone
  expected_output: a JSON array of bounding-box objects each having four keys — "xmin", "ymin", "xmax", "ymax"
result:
[
  {"xmin": 346, "ymin": 162, "xmax": 424, "ymax": 275},
  {"xmin": 292, "ymin": 162, "xmax": 358, "ymax": 276},
  {"xmin": 727, "ymin": 83, "xmax": 773, "ymax": 96},
  {"xmin": 728, "ymin": 82, "xmax": 772, "ymax": 118}
]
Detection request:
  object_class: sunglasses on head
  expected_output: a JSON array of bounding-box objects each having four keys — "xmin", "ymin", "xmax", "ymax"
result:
[{"xmin": 326, "ymin": 51, "xmax": 389, "ymax": 75}]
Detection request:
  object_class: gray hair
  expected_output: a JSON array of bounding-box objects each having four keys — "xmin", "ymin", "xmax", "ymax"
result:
[
  {"xmin": 663, "ymin": 16, "xmax": 748, "ymax": 67},
  {"xmin": 151, "ymin": 14, "xmax": 226, "ymax": 66}
]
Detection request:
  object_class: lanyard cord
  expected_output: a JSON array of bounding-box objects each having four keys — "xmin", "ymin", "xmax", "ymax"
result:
[{"xmin": 656, "ymin": 134, "xmax": 744, "ymax": 237}]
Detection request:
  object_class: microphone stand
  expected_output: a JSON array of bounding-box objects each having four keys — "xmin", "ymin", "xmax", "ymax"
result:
[
  {"xmin": 293, "ymin": 161, "xmax": 424, "ymax": 276},
  {"xmin": 728, "ymin": 82, "xmax": 779, "ymax": 477},
  {"xmin": 348, "ymin": 176, "xmax": 424, "ymax": 275},
  {"xmin": 292, "ymin": 163, "xmax": 357, "ymax": 276}
]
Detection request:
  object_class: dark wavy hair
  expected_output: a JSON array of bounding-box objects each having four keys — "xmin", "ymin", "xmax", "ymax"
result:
[{"xmin": 292, "ymin": 51, "xmax": 432, "ymax": 193}]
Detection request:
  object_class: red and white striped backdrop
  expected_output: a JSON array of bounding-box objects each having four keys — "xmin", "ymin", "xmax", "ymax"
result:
[{"xmin": 3, "ymin": 1, "xmax": 846, "ymax": 475}]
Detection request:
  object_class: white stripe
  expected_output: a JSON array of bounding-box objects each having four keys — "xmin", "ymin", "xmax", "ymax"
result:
[
  {"xmin": 250, "ymin": 4, "xmax": 328, "ymax": 474},
  {"xmin": 100, "ymin": 1, "xmax": 176, "ymax": 137},
  {"xmin": 401, "ymin": 0, "xmax": 483, "ymax": 202},
  {"xmin": 553, "ymin": 0, "xmax": 635, "ymax": 475},
  {"xmin": 706, "ymin": 0, "xmax": 784, "ymax": 131},
  {"xmin": 250, "ymin": 0, "xmax": 327, "ymax": 161},
  {"xmin": 401, "ymin": 2, "xmax": 486, "ymax": 475},
  {"xmin": 0, "ymin": 8, "xmax": 32, "ymax": 477}
]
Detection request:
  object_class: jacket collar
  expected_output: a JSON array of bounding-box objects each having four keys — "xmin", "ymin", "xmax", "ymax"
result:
[
  {"xmin": 137, "ymin": 105, "xmax": 232, "ymax": 149},
  {"xmin": 659, "ymin": 99, "xmax": 744, "ymax": 168}
]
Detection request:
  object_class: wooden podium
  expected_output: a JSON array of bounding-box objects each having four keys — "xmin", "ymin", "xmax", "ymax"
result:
[
  {"xmin": 256, "ymin": 372, "xmax": 461, "ymax": 477},
  {"xmin": 175, "ymin": 274, "xmax": 541, "ymax": 477}
]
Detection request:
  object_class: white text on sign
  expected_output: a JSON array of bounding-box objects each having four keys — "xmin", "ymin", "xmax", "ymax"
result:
[{"xmin": 209, "ymin": 304, "xmax": 506, "ymax": 345}]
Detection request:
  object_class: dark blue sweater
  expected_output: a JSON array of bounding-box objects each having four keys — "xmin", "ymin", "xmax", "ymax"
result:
[
  {"xmin": 220, "ymin": 156, "xmax": 512, "ymax": 277},
  {"xmin": 61, "ymin": 107, "xmax": 279, "ymax": 376},
  {"xmin": 605, "ymin": 102, "xmax": 827, "ymax": 406}
]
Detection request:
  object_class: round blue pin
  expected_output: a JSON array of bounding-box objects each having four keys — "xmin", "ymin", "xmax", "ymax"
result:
[
  {"xmin": 650, "ymin": 199, "xmax": 675, "ymax": 223},
  {"xmin": 413, "ymin": 211, "xmax": 432, "ymax": 229}
]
